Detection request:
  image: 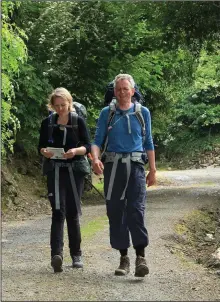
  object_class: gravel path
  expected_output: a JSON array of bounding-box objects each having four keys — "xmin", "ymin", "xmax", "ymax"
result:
[{"xmin": 2, "ymin": 168, "xmax": 220, "ymax": 301}]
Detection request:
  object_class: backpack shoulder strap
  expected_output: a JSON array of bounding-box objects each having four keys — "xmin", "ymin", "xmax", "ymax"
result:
[
  {"xmin": 107, "ymin": 98, "xmax": 117, "ymax": 126},
  {"xmin": 101, "ymin": 100, "xmax": 117, "ymax": 155},
  {"xmin": 48, "ymin": 112, "xmax": 57, "ymax": 143},
  {"xmin": 70, "ymin": 111, "xmax": 78, "ymax": 129},
  {"xmin": 134, "ymin": 103, "xmax": 146, "ymax": 145},
  {"xmin": 69, "ymin": 111, "xmax": 79, "ymax": 143}
]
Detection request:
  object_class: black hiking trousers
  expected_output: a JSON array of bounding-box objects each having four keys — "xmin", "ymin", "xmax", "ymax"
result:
[{"xmin": 47, "ymin": 168, "xmax": 84, "ymax": 259}]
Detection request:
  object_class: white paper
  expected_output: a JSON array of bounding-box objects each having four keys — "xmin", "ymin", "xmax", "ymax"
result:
[{"xmin": 46, "ymin": 147, "xmax": 66, "ymax": 160}]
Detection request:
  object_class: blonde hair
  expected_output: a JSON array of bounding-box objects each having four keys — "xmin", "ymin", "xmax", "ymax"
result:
[
  {"xmin": 113, "ymin": 74, "xmax": 135, "ymax": 88},
  {"xmin": 47, "ymin": 87, "xmax": 74, "ymax": 112}
]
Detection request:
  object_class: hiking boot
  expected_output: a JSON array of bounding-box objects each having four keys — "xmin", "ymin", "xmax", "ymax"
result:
[
  {"xmin": 51, "ymin": 255, "xmax": 63, "ymax": 273},
  {"xmin": 115, "ymin": 256, "xmax": 130, "ymax": 276},
  {"xmin": 135, "ymin": 256, "xmax": 149, "ymax": 277},
  {"xmin": 72, "ymin": 255, "xmax": 83, "ymax": 268}
]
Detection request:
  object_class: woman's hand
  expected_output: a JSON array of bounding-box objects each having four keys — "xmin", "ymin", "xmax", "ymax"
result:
[
  {"xmin": 40, "ymin": 148, "xmax": 54, "ymax": 159},
  {"xmin": 63, "ymin": 148, "xmax": 77, "ymax": 159}
]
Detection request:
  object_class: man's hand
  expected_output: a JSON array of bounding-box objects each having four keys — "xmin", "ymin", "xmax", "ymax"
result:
[
  {"xmin": 92, "ymin": 158, "xmax": 104, "ymax": 175},
  {"xmin": 40, "ymin": 148, "xmax": 54, "ymax": 159},
  {"xmin": 146, "ymin": 170, "xmax": 156, "ymax": 187},
  {"xmin": 63, "ymin": 148, "xmax": 77, "ymax": 159}
]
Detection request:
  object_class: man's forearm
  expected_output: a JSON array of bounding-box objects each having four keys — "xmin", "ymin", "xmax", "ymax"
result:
[
  {"xmin": 91, "ymin": 145, "xmax": 101, "ymax": 161},
  {"xmin": 146, "ymin": 150, "xmax": 156, "ymax": 172}
]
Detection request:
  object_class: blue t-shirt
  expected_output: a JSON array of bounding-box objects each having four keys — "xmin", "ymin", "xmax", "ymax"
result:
[{"xmin": 93, "ymin": 104, "xmax": 154, "ymax": 153}]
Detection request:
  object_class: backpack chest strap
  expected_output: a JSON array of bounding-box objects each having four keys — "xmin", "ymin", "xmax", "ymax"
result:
[{"xmin": 48, "ymin": 112, "xmax": 79, "ymax": 145}]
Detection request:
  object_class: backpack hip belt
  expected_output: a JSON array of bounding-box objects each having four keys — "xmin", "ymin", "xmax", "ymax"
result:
[
  {"xmin": 104, "ymin": 152, "xmax": 145, "ymax": 201},
  {"xmin": 104, "ymin": 152, "xmax": 145, "ymax": 164}
]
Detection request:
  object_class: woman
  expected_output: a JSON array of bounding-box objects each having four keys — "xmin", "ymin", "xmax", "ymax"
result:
[{"xmin": 38, "ymin": 87, "xmax": 91, "ymax": 273}]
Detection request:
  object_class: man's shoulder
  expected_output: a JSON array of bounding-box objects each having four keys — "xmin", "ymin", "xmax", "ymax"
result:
[
  {"xmin": 140, "ymin": 105, "xmax": 150, "ymax": 114},
  {"xmin": 100, "ymin": 106, "xmax": 110, "ymax": 115}
]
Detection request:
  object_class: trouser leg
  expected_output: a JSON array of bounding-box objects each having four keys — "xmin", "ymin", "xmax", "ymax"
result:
[
  {"xmin": 47, "ymin": 170, "xmax": 66, "ymax": 258},
  {"xmin": 104, "ymin": 162, "xmax": 130, "ymax": 250},
  {"xmin": 126, "ymin": 163, "xmax": 149, "ymax": 249},
  {"xmin": 65, "ymin": 172, "xmax": 84, "ymax": 257}
]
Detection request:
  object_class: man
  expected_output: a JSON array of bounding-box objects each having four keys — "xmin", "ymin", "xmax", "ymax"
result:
[{"xmin": 91, "ymin": 74, "xmax": 156, "ymax": 277}]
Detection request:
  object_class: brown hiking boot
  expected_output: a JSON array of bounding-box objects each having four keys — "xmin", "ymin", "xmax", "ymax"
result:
[
  {"xmin": 135, "ymin": 256, "xmax": 149, "ymax": 277},
  {"xmin": 115, "ymin": 256, "xmax": 130, "ymax": 276}
]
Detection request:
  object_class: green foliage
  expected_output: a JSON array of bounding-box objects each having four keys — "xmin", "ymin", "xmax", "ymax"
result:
[
  {"xmin": 194, "ymin": 46, "xmax": 220, "ymax": 90},
  {"xmin": 13, "ymin": 61, "xmax": 53, "ymax": 155},
  {"xmin": 153, "ymin": 2, "xmax": 220, "ymax": 53},
  {"xmin": 1, "ymin": 1, "xmax": 27, "ymax": 158},
  {"xmin": 163, "ymin": 85, "xmax": 220, "ymax": 159},
  {"xmin": 174, "ymin": 85, "xmax": 220, "ymax": 132},
  {"xmin": 7, "ymin": 1, "xmax": 220, "ymax": 161}
]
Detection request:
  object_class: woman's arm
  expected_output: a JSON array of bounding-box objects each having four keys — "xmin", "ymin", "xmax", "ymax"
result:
[{"xmin": 77, "ymin": 117, "xmax": 91, "ymax": 154}]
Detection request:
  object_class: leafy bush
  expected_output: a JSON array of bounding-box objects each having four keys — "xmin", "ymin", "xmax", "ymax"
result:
[
  {"xmin": 1, "ymin": 2, "xmax": 27, "ymax": 158},
  {"xmin": 163, "ymin": 85, "xmax": 220, "ymax": 158}
]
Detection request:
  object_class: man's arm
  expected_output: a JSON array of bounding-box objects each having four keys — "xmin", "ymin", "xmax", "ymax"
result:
[
  {"xmin": 91, "ymin": 144, "xmax": 104, "ymax": 175},
  {"xmin": 146, "ymin": 150, "xmax": 156, "ymax": 187}
]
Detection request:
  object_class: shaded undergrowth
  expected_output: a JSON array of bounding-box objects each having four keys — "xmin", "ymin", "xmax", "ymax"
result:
[{"xmin": 170, "ymin": 206, "xmax": 220, "ymax": 272}]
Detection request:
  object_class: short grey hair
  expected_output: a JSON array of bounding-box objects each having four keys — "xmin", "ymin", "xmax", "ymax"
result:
[{"xmin": 113, "ymin": 74, "xmax": 135, "ymax": 88}]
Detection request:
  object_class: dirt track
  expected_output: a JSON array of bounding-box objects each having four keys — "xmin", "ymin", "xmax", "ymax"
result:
[{"xmin": 2, "ymin": 168, "xmax": 220, "ymax": 301}]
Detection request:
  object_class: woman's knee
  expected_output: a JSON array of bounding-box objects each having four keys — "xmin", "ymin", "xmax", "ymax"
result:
[{"xmin": 52, "ymin": 209, "xmax": 65, "ymax": 222}]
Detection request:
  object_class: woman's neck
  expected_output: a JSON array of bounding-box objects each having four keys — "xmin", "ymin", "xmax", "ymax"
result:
[{"xmin": 57, "ymin": 113, "xmax": 69, "ymax": 124}]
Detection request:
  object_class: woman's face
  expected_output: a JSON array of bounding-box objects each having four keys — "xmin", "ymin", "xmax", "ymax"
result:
[{"xmin": 52, "ymin": 96, "xmax": 69, "ymax": 116}]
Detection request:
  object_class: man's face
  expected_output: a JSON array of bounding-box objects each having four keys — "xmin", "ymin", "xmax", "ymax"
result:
[{"xmin": 114, "ymin": 79, "xmax": 135, "ymax": 103}]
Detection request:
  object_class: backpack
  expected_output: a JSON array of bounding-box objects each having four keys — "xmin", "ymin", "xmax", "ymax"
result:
[
  {"xmin": 104, "ymin": 80, "xmax": 144, "ymax": 106},
  {"xmin": 48, "ymin": 102, "xmax": 87, "ymax": 144},
  {"xmin": 101, "ymin": 100, "xmax": 146, "ymax": 155},
  {"xmin": 73, "ymin": 102, "xmax": 87, "ymax": 120}
]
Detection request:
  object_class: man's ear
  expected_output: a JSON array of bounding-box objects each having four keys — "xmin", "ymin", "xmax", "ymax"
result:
[{"xmin": 131, "ymin": 88, "xmax": 135, "ymax": 96}]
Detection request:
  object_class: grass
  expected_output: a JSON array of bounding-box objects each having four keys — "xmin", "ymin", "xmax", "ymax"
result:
[
  {"xmin": 64, "ymin": 214, "xmax": 108, "ymax": 262},
  {"xmin": 94, "ymin": 182, "xmax": 104, "ymax": 191},
  {"xmin": 81, "ymin": 215, "xmax": 108, "ymax": 240},
  {"xmin": 82, "ymin": 182, "xmax": 105, "ymax": 205}
]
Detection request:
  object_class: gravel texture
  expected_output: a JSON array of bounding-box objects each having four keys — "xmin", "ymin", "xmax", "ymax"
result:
[{"xmin": 2, "ymin": 167, "xmax": 220, "ymax": 301}]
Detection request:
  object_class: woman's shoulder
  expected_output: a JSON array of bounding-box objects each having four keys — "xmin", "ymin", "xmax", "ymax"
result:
[
  {"xmin": 76, "ymin": 115, "xmax": 86, "ymax": 125},
  {"xmin": 43, "ymin": 116, "xmax": 50, "ymax": 122},
  {"xmin": 41, "ymin": 115, "xmax": 51, "ymax": 127}
]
